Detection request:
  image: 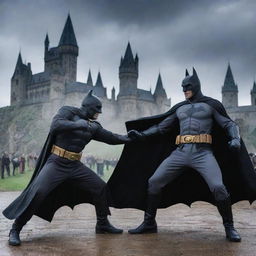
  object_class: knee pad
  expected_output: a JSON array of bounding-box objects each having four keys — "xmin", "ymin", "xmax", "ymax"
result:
[{"xmin": 213, "ymin": 185, "xmax": 229, "ymax": 201}]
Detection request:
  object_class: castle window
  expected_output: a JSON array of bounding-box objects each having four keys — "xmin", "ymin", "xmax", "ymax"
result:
[{"xmin": 16, "ymin": 80, "xmax": 18, "ymax": 85}]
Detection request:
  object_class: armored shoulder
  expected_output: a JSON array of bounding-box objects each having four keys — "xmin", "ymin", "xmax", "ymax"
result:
[{"xmin": 57, "ymin": 106, "xmax": 78, "ymax": 119}]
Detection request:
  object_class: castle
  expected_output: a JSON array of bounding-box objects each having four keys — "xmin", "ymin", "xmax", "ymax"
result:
[
  {"xmin": 10, "ymin": 15, "xmax": 170, "ymax": 124},
  {"xmin": 1, "ymin": 14, "xmax": 256, "ymax": 155}
]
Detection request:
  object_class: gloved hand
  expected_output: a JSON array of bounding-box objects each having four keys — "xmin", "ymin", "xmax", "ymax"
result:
[
  {"xmin": 128, "ymin": 130, "xmax": 145, "ymax": 141},
  {"xmin": 228, "ymin": 138, "xmax": 241, "ymax": 151}
]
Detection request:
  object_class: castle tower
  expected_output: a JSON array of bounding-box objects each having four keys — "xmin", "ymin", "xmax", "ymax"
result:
[
  {"xmin": 11, "ymin": 52, "xmax": 32, "ymax": 106},
  {"xmin": 154, "ymin": 73, "xmax": 167, "ymax": 101},
  {"xmin": 251, "ymin": 81, "xmax": 256, "ymax": 106},
  {"xmin": 118, "ymin": 42, "xmax": 138, "ymax": 97},
  {"xmin": 86, "ymin": 69, "xmax": 93, "ymax": 86},
  {"xmin": 58, "ymin": 14, "xmax": 79, "ymax": 82},
  {"xmin": 222, "ymin": 63, "xmax": 238, "ymax": 108},
  {"xmin": 44, "ymin": 33, "xmax": 49, "ymax": 56},
  {"xmin": 93, "ymin": 72, "xmax": 107, "ymax": 97},
  {"xmin": 153, "ymin": 73, "xmax": 169, "ymax": 113}
]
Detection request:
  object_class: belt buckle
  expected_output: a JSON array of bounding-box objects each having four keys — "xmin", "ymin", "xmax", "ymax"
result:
[
  {"xmin": 184, "ymin": 135, "xmax": 194, "ymax": 143},
  {"xmin": 69, "ymin": 153, "xmax": 77, "ymax": 161}
]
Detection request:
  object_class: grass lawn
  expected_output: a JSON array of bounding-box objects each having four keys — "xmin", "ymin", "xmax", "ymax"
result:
[
  {"xmin": 0, "ymin": 170, "xmax": 33, "ymax": 191},
  {"xmin": 0, "ymin": 166, "xmax": 114, "ymax": 191}
]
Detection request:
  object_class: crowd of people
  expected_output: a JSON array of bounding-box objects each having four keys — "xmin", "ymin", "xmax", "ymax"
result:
[
  {"xmin": 1, "ymin": 152, "xmax": 38, "ymax": 179},
  {"xmin": 1, "ymin": 152, "xmax": 117, "ymax": 179},
  {"xmin": 2, "ymin": 150, "xmax": 256, "ymax": 180},
  {"xmin": 84, "ymin": 155, "xmax": 118, "ymax": 177}
]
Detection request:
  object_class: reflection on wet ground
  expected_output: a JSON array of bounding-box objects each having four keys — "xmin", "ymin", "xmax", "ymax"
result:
[{"xmin": 1, "ymin": 192, "xmax": 256, "ymax": 256}]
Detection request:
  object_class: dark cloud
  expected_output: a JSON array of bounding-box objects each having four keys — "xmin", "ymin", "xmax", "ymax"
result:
[{"xmin": 0, "ymin": 0, "xmax": 255, "ymax": 107}]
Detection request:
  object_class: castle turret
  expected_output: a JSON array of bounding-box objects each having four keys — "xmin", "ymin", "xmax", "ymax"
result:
[
  {"xmin": 44, "ymin": 33, "xmax": 50, "ymax": 71},
  {"xmin": 11, "ymin": 52, "xmax": 32, "ymax": 106},
  {"xmin": 44, "ymin": 33, "xmax": 49, "ymax": 53},
  {"xmin": 222, "ymin": 63, "xmax": 238, "ymax": 108},
  {"xmin": 118, "ymin": 42, "xmax": 138, "ymax": 97},
  {"xmin": 251, "ymin": 81, "xmax": 256, "ymax": 106},
  {"xmin": 153, "ymin": 73, "xmax": 169, "ymax": 113},
  {"xmin": 154, "ymin": 73, "xmax": 167, "ymax": 99},
  {"xmin": 58, "ymin": 14, "xmax": 78, "ymax": 82},
  {"xmin": 86, "ymin": 69, "xmax": 93, "ymax": 86},
  {"xmin": 93, "ymin": 72, "xmax": 107, "ymax": 97}
]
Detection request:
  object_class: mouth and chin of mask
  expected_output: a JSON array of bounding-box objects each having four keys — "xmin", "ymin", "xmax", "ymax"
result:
[
  {"xmin": 184, "ymin": 90, "xmax": 193, "ymax": 99},
  {"xmin": 92, "ymin": 113, "xmax": 100, "ymax": 120}
]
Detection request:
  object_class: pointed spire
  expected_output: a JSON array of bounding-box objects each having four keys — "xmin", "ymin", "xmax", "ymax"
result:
[
  {"xmin": 154, "ymin": 73, "xmax": 167, "ymax": 97},
  {"xmin": 86, "ymin": 69, "xmax": 93, "ymax": 86},
  {"xmin": 222, "ymin": 63, "xmax": 238, "ymax": 92},
  {"xmin": 59, "ymin": 14, "xmax": 78, "ymax": 47},
  {"xmin": 45, "ymin": 33, "xmax": 49, "ymax": 46},
  {"xmin": 124, "ymin": 42, "xmax": 134, "ymax": 62},
  {"xmin": 252, "ymin": 81, "xmax": 256, "ymax": 93},
  {"xmin": 119, "ymin": 42, "xmax": 138, "ymax": 73},
  {"xmin": 95, "ymin": 72, "xmax": 103, "ymax": 87},
  {"xmin": 12, "ymin": 52, "xmax": 24, "ymax": 77},
  {"xmin": 16, "ymin": 52, "xmax": 23, "ymax": 67},
  {"xmin": 135, "ymin": 53, "xmax": 139, "ymax": 62}
]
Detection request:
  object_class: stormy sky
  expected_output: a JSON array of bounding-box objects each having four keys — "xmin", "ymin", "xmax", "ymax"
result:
[{"xmin": 1, "ymin": 0, "xmax": 256, "ymax": 107}]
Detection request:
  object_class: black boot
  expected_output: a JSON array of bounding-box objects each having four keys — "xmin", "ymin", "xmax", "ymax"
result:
[
  {"xmin": 95, "ymin": 216, "xmax": 123, "ymax": 234},
  {"xmin": 128, "ymin": 212, "xmax": 157, "ymax": 234},
  {"xmin": 216, "ymin": 197, "xmax": 241, "ymax": 242},
  {"xmin": 128, "ymin": 194, "xmax": 160, "ymax": 234},
  {"xmin": 8, "ymin": 222, "xmax": 22, "ymax": 246}
]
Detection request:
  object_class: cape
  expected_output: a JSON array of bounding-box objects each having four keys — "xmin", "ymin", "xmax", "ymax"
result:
[
  {"xmin": 3, "ymin": 107, "xmax": 94, "ymax": 222},
  {"xmin": 108, "ymin": 97, "xmax": 256, "ymax": 210}
]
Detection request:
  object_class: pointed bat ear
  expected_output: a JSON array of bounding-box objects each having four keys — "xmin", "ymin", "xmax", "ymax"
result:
[
  {"xmin": 185, "ymin": 69, "xmax": 189, "ymax": 76},
  {"xmin": 88, "ymin": 90, "xmax": 93, "ymax": 96},
  {"xmin": 193, "ymin": 67, "xmax": 198, "ymax": 78}
]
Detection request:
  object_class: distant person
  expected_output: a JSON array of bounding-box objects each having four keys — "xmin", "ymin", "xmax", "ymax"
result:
[
  {"xmin": 96, "ymin": 158, "xmax": 104, "ymax": 176},
  {"xmin": 11, "ymin": 154, "xmax": 19, "ymax": 176},
  {"xmin": 104, "ymin": 159, "xmax": 110, "ymax": 171},
  {"xmin": 1, "ymin": 152, "xmax": 10, "ymax": 179},
  {"xmin": 19, "ymin": 154, "xmax": 26, "ymax": 174}
]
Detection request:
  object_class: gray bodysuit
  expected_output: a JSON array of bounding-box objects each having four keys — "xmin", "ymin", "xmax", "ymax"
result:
[{"xmin": 148, "ymin": 102, "xmax": 234, "ymax": 201}]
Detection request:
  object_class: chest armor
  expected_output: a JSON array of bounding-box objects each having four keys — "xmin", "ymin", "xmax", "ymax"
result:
[
  {"xmin": 176, "ymin": 102, "xmax": 214, "ymax": 135},
  {"xmin": 54, "ymin": 115, "xmax": 97, "ymax": 151}
]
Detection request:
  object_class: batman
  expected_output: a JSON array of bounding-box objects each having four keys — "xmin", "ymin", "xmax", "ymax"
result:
[
  {"xmin": 3, "ymin": 90, "xmax": 131, "ymax": 246},
  {"xmin": 108, "ymin": 68, "xmax": 256, "ymax": 242}
]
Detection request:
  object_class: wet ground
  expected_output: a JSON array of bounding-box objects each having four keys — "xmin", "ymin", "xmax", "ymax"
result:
[{"xmin": 1, "ymin": 192, "xmax": 256, "ymax": 256}]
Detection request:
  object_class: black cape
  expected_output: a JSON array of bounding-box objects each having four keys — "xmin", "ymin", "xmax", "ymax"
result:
[
  {"xmin": 3, "ymin": 107, "xmax": 94, "ymax": 222},
  {"xmin": 108, "ymin": 97, "xmax": 256, "ymax": 210}
]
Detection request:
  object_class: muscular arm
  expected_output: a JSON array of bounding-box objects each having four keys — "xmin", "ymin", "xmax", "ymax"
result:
[
  {"xmin": 142, "ymin": 112, "xmax": 178, "ymax": 136},
  {"xmin": 212, "ymin": 108, "xmax": 234, "ymax": 130},
  {"xmin": 212, "ymin": 107, "xmax": 240, "ymax": 150},
  {"xmin": 93, "ymin": 124, "xmax": 131, "ymax": 145},
  {"xmin": 50, "ymin": 107, "xmax": 87, "ymax": 134}
]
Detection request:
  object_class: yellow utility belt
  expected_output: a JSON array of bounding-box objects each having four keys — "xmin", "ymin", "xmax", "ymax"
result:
[
  {"xmin": 175, "ymin": 134, "xmax": 212, "ymax": 145},
  {"xmin": 51, "ymin": 145, "xmax": 82, "ymax": 161}
]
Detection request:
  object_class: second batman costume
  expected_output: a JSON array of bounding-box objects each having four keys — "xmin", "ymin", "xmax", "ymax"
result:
[{"xmin": 108, "ymin": 68, "xmax": 256, "ymax": 242}]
